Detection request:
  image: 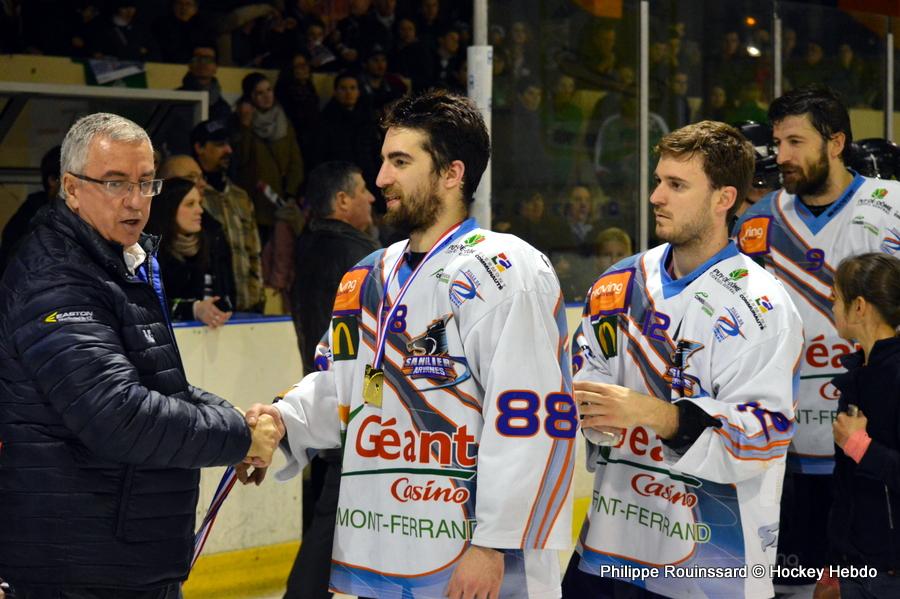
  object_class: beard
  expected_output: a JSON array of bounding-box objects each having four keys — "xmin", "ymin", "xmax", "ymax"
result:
[
  {"xmin": 655, "ymin": 194, "xmax": 714, "ymax": 249},
  {"xmin": 382, "ymin": 177, "xmax": 442, "ymax": 234},
  {"xmin": 781, "ymin": 145, "xmax": 830, "ymax": 196}
]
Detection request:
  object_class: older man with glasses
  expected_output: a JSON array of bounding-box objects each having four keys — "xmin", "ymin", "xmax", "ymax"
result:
[{"xmin": 0, "ymin": 113, "xmax": 281, "ymax": 599}]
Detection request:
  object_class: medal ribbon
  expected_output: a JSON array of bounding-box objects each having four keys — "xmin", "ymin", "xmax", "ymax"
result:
[{"xmin": 371, "ymin": 219, "xmax": 473, "ymax": 369}]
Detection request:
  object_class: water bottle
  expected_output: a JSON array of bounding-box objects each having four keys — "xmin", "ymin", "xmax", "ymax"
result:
[{"xmin": 203, "ymin": 274, "xmax": 214, "ymax": 300}]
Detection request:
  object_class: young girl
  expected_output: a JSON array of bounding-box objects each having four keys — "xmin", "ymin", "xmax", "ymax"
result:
[{"xmin": 820, "ymin": 252, "xmax": 900, "ymax": 599}]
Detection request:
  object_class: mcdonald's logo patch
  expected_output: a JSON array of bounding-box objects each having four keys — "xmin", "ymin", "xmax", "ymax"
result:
[
  {"xmin": 589, "ymin": 268, "xmax": 634, "ymax": 317},
  {"xmin": 333, "ymin": 268, "xmax": 369, "ymax": 314},
  {"xmin": 592, "ymin": 316, "xmax": 618, "ymax": 359},
  {"xmin": 332, "ymin": 316, "xmax": 359, "ymax": 361}
]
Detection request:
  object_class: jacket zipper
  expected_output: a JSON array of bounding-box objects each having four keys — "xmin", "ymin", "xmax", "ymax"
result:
[{"xmin": 886, "ymin": 485, "xmax": 895, "ymax": 530}]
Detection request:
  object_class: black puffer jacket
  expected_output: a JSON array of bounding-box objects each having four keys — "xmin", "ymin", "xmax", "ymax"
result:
[
  {"xmin": 0, "ymin": 199, "xmax": 252, "ymax": 589},
  {"xmin": 829, "ymin": 337, "xmax": 900, "ymax": 571}
]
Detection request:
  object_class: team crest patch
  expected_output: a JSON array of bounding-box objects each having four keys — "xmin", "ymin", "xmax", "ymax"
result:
[
  {"xmin": 333, "ymin": 267, "xmax": 369, "ymax": 314},
  {"xmin": 588, "ymin": 268, "xmax": 635, "ymax": 317},
  {"xmin": 402, "ymin": 315, "xmax": 471, "ymax": 390},
  {"xmin": 738, "ymin": 216, "xmax": 771, "ymax": 256},
  {"xmin": 664, "ymin": 340, "xmax": 705, "ymax": 398}
]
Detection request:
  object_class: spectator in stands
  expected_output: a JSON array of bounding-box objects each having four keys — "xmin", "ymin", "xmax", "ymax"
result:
[
  {"xmin": 492, "ymin": 47, "xmax": 515, "ymax": 111},
  {"xmin": 416, "ymin": 0, "xmax": 444, "ymax": 51},
  {"xmin": 96, "ymin": 1, "xmax": 159, "ymax": 61},
  {"xmin": 275, "ymin": 52, "xmax": 320, "ymax": 165},
  {"xmin": 152, "ymin": 0, "xmax": 215, "ymax": 64},
  {"xmin": 700, "ymin": 84, "xmax": 729, "ymax": 121},
  {"xmin": 191, "ymin": 119, "xmax": 265, "ymax": 312},
  {"xmin": 579, "ymin": 23, "xmax": 618, "ymax": 79},
  {"xmin": 562, "ymin": 185, "xmax": 602, "ymax": 248},
  {"xmin": 389, "ymin": 17, "xmax": 433, "ymax": 92},
  {"xmin": 0, "ymin": 146, "xmax": 60, "ymax": 276},
  {"xmin": 501, "ymin": 190, "xmax": 566, "ymax": 253},
  {"xmin": 334, "ymin": 0, "xmax": 378, "ymax": 64},
  {"xmin": 144, "ymin": 178, "xmax": 235, "ymax": 326},
  {"xmin": 179, "ymin": 45, "xmax": 232, "ymax": 123},
  {"xmin": 708, "ymin": 30, "xmax": 751, "ymax": 104},
  {"xmin": 284, "ymin": 162, "xmax": 380, "ymax": 599},
  {"xmin": 585, "ymin": 64, "xmax": 636, "ymax": 153},
  {"xmin": 648, "ymin": 40, "xmax": 670, "ymax": 92},
  {"xmin": 313, "ymin": 72, "xmax": 381, "ymax": 199},
  {"xmin": 506, "ymin": 21, "xmax": 536, "ymax": 80},
  {"xmin": 594, "ymin": 226, "xmax": 632, "ymax": 273},
  {"xmin": 230, "ymin": 13, "xmax": 269, "ymax": 67},
  {"xmin": 372, "ymin": 0, "xmax": 398, "ymax": 52},
  {"xmin": 827, "ymin": 43, "xmax": 866, "ymax": 108},
  {"xmin": 430, "ymin": 26, "xmax": 462, "ymax": 90},
  {"xmin": 158, "ymin": 154, "xmax": 207, "ymax": 191},
  {"xmin": 494, "ymin": 77, "xmax": 553, "ymax": 192},
  {"xmin": 234, "ymin": 72, "xmax": 305, "ymax": 242},
  {"xmin": 546, "ymin": 73, "xmax": 585, "ymax": 184},
  {"xmin": 655, "ymin": 71, "xmax": 692, "ymax": 130},
  {"xmin": 594, "ymin": 95, "xmax": 668, "ymax": 198},
  {"xmin": 305, "ymin": 18, "xmax": 340, "ymax": 71},
  {"xmin": 62, "ymin": 2, "xmax": 104, "ymax": 58},
  {"xmin": 359, "ymin": 44, "xmax": 408, "ymax": 111},
  {"xmin": 787, "ymin": 41, "xmax": 828, "ymax": 90},
  {"xmin": 726, "ymin": 84, "xmax": 768, "ymax": 124}
]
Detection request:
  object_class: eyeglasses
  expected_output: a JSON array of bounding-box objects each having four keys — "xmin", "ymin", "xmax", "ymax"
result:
[
  {"xmin": 70, "ymin": 172, "xmax": 163, "ymax": 198},
  {"xmin": 191, "ymin": 56, "xmax": 216, "ymax": 64}
]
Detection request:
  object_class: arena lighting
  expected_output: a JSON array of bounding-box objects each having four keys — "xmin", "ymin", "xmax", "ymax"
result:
[
  {"xmin": 745, "ymin": 16, "xmax": 757, "ymax": 26},
  {"xmin": 746, "ymin": 45, "xmax": 761, "ymax": 57}
]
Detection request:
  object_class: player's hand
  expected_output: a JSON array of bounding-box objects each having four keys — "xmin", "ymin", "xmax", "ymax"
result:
[
  {"xmin": 235, "ymin": 462, "xmax": 269, "ymax": 486},
  {"xmin": 812, "ymin": 580, "xmax": 840, "ymax": 599},
  {"xmin": 833, "ymin": 410, "xmax": 867, "ymax": 448},
  {"xmin": 245, "ymin": 413, "xmax": 282, "ymax": 467},
  {"xmin": 576, "ymin": 380, "xmax": 678, "ymax": 439},
  {"xmin": 447, "ymin": 545, "xmax": 504, "ymax": 599}
]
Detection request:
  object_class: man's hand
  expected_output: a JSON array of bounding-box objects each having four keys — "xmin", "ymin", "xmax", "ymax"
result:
[
  {"xmin": 235, "ymin": 462, "xmax": 268, "ymax": 486},
  {"xmin": 833, "ymin": 410, "xmax": 867, "ymax": 448},
  {"xmin": 446, "ymin": 545, "xmax": 504, "ymax": 599},
  {"xmin": 575, "ymin": 381, "xmax": 678, "ymax": 439}
]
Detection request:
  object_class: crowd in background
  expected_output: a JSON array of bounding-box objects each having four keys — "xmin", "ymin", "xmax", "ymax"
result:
[{"xmin": 0, "ymin": 0, "xmax": 895, "ymax": 302}]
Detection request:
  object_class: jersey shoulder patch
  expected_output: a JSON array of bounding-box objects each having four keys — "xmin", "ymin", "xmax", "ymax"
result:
[
  {"xmin": 738, "ymin": 215, "xmax": 773, "ymax": 256},
  {"xmin": 588, "ymin": 267, "xmax": 635, "ymax": 317}
]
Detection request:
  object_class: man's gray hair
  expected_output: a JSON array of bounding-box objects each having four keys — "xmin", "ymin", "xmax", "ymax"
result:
[{"xmin": 60, "ymin": 113, "xmax": 152, "ymax": 197}]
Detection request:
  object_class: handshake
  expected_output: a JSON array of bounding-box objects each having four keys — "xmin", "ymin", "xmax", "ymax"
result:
[{"xmin": 237, "ymin": 403, "xmax": 286, "ymax": 485}]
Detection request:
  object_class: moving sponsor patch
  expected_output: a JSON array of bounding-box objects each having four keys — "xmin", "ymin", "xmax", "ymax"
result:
[
  {"xmin": 738, "ymin": 216, "xmax": 771, "ymax": 256},
  {"xmin": 333, "ymin": 268, "xmax": 369, "ymax": 314},
  {"xmin": 589, "ymin": 268, "xmax": 635, "ymax": 317}
]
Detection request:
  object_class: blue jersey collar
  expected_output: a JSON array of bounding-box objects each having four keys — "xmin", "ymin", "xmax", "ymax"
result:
[
  {"xmin": 793, "ymin": 170, "xmax": 864, "ymax": 235},
  {"xmin": 660, "ymin": 241, "xmax": 740, "ymax": 298}
]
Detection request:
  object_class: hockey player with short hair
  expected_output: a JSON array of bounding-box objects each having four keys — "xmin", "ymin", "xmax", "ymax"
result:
[
  {"xmin": 733, "ymin": 85, "xmax": 900, "ymax": 595},
  {"xmin": 565, "ymin": 120, "xmax": 803, "ymax": 599},
  {"xmin": 242, "ymin": 90, "xmax": 576, "ymax": 599}
]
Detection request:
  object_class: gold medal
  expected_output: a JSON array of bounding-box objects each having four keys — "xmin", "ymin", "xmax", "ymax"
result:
[{"xmin": 363, "ymin": 365, "xmax": 384, "ymax": 408}]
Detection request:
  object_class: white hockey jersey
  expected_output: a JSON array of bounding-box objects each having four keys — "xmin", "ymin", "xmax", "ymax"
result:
[
  {"xmin": 734, "ymin": 174, "xmax": 900, "ymax": 473},
  {"xmin": 274, "ymin": 218, "xmax": 575, "ymax": 599},
  {"xmin": 572, "ymin": 242, "xmax": 802, "ymax": 599}
]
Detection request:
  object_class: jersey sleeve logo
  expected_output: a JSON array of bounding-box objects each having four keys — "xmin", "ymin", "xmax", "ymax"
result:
[
  {"xmin": 589, "ymin": 268, "xmax": 635, "ymax": 317},
  {"xmin": 333, "ymin": 267, "xmax": 369, "ymax": 315},
  {"xmin": 738, "ymin": 216, "xmax": 772, "ymax": 256}
]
